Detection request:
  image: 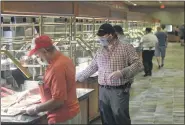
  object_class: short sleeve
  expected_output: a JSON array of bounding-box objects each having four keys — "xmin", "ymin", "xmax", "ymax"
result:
[{"xmin": 50, "ymin": 66, "xmax": 67, "ymax": 101}]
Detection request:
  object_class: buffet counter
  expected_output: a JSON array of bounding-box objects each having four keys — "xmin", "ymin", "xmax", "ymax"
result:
[
  {"xmin": 1, "ymin": 59, "xmax": 100, "ymax": 124},
  {"xmin": 1, "ymin": 88, "xmax": 94, "ymax": 124},
  {"xmin": 76, "ymin": 62, "xmax": 100, "ymax": 122}
]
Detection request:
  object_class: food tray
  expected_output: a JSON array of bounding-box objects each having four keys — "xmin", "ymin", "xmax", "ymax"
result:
[{"xmin": 1, "ymin": 108, "xmax": 25, "ymax": 116}]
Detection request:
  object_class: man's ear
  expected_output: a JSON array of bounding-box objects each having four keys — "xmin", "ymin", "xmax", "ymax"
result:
[{"xmin": 108, "ymin": 34, "xmax": 113, "ymax": 37}]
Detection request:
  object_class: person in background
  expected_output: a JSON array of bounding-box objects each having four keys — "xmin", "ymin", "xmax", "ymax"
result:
[
  {"xmin": 179, "ymin": 24, "xmax": 184, "ymax": 46},
  {"xmin": 22, "ymin": 35, "xmax": 80, "ymax": 124},
  {"xmin": 113, "ymin": 25, "xmax": 143, "ymax": 59},
  {"xmin": 161, "ymin": 24, "xmax": 167, "ymax": 32},
  {"xmin": 155, "ymin": 27, "xmax": 168, "ymax": 69},
  {"xmin": 174, "ymin": 26, "xmax": 180, "ymax": 43},
  {"xmin": 161, "ymin": 25, "xmax": 168, "ymax": 45},
  {"xmin": 140, "ymin": 28, "xmax": 158, "ymax": 77},
  {"xmin": 76, "ymin": 23, "xmax": 143, "ymax": 125},
  {"xmin": 174, "ymin": 26, "xmax": 179, "ymax": 36},
  {"xmin": 113, "ymin": 25, "xmax": 130, "ymax": 44}
]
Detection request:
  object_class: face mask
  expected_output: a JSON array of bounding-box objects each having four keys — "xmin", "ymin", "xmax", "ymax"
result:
[
  {"xmin": 42, "ymin": 58, "xmax": 49, "ymax": 65},
  {"xmin": 99, "ymin": 37, "xmax": 109, "ymax": 47},
  {"xmin": 36, "ymin": 57, "xmax": 48, "ymax": 65}
]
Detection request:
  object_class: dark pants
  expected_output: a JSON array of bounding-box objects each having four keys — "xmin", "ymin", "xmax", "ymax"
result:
[
  {"xmin": 142, "ymin": 50, "xmax": 154, "ymax": 75},
  {"xmin": 12, "ymin": 68, "xmax": 28, "ymax": 88},
  {"xmin": 99, "ymin": 86, "xmax": 131, "ymax": 125}
]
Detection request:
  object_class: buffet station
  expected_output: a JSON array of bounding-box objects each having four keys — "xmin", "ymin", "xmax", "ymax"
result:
[
  {"xmin": 126, "ymin": 12, "xmax": 160, "ymax": 58},
  {"xmin": 1, "ymin": 1, "xmax": 160, "ymax": 124}
]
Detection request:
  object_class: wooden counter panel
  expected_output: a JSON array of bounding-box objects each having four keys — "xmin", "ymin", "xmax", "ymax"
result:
[
  {"xmin": 88, "ymin": 78, "xmax": 100, "ymax": 121},
  {"xmin": 79, "ymin": 98, "xmax": 88, "ymax": 124},
  {"xmin": 76, "ymin": 77, "xmax": 100, "ymax": 122}
]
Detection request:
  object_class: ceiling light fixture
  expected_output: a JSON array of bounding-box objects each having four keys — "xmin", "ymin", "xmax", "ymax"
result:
[{"xmin": 125, "ymin": 0, "xmax": 137, "ymax": 6}]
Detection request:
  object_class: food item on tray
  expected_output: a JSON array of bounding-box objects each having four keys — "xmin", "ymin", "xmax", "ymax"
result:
[
  {"xmin": 1, "ymin": 107, "xmax": 26, "ymax": 116},
  {"xmin": 1, "ymin": 95, "xmax": 18, "ymax": 107},
  {"xmin": 1, "ymin": 91, "xmax": 41, "ymax": 111}
]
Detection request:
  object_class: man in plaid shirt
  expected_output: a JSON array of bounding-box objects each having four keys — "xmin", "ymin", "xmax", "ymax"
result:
[{"xmin": 77, "ymin": 23, "xmax": 143, "ymax": 125}]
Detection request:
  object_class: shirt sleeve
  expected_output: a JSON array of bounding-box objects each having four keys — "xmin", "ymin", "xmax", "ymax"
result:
[
  {"xmin": 77, "ymin": 54, "xmax": 98, "ymax": 82},
  {"xmin": 50, "ymin": 67, "xmax": 67, "ymax": 101},
  {"xmin": 120, "ymin": 44, "xmax": 143, "ymax": 78}
]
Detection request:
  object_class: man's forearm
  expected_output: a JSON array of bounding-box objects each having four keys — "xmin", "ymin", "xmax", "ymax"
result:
[
  {"xmin": 120, "ymin": 61, "xmax": 143, "ymax": 78},
  {"xmin": 120, "ymin": 44, "xmax": 143, "ymax": 78},
  {"xmin": 77, "ymin": 65, "xmax": 98, "ymax": 82},
  {"xmin": 36, "ymin": 99, "xmax": 64, "ymax": 113}
]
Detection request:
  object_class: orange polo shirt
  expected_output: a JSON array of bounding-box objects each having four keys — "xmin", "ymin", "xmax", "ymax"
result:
[{"xmin": 38, "ymin": 51, "xmax": 80, "ymax": 124}]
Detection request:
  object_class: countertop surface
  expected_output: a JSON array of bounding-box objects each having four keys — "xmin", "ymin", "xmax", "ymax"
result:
[
  {"xmin": 76, "ymin": 62, "xmax": 98, "ymax": 77},
  {"xmin": 1, "ymin": 88, "xmax": 94, "ymax": 124}
]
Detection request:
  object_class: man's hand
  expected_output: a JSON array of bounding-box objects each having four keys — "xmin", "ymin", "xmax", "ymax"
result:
[
  {"xmin": 26, "ymin": 105, "xmax": 39, "ymax": 116},
  {"xmin": 76, "ymin": 73, "xmax": 83, "ymax": 83},
  {"xmin": 108, "ymin": 70, "xmax": 122, "ymax": 80}
]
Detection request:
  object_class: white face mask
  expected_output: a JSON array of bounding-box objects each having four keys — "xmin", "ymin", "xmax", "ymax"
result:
[
  {"xmin": 42, "ymin": 59, "xmax": 49, "ymax": 65},
  {"xmin": 36, "ymin": 57, "xmax": 48, "ymax": 65},
  {"xmin": 99, "ymin": 37, "xmax": 109, "ymax": 47},
  {"xmin": 99, "ymin": 35, "xmax": 112, "ymax": 47}
]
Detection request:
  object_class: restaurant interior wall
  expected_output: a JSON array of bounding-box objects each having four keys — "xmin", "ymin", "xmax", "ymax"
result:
[{"xmin": 129, "ymin": 7, "xmax": 184, "ymax": 26}]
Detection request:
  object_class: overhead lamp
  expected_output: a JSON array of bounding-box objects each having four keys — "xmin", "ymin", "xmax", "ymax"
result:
[{"xmin": 133, "ymin": 4, "xmax": 137, "ymax": 6}]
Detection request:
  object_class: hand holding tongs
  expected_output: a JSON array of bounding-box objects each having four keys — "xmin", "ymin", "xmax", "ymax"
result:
[{"xmin": 3, "ymin": 90, "xmax": 30, "ymax": 113}]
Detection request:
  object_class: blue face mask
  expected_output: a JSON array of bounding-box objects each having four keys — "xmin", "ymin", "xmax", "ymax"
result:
[{"xmin": 99, "ymin": 37, "xmax": 109, "ymax": 46}]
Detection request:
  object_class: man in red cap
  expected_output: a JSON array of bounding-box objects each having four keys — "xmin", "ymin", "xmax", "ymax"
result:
[{"xmin": 24, "ymin": 35, "xmax": 80, "ymax": 124}]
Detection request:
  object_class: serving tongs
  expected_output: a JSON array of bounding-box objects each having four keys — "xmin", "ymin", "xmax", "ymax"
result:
[
  {"xmin": 3, "ymin": 100, "xmax": 18, "ymax": 113},
  {"xmin": 2, "ymin": 88, "xmax": 24, "ymax": 113}
]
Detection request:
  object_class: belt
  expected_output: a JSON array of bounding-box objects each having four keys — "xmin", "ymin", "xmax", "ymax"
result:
[
  {"xmin": 99, "ymin": 82, "xmax": 131, "ymax": 89},
  {"xmin": 143, "ymin": 47, "xmax": 155, "ymax": 50}
]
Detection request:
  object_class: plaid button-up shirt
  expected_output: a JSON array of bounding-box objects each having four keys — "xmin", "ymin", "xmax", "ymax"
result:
[{"xmin": 77, "ymin": 39, "xmax": 143, "ymax": 86}]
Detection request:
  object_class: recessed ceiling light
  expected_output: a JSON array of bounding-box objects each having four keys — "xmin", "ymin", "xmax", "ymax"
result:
[{"xmin": 134, "ymin": 4, "xmax": 137, "ymax": 6}]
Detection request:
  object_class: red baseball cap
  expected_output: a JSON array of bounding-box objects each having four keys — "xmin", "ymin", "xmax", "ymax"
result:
[{"xmin": 28, "ymin": 35, "xmax": 53, "ymax": 56}]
